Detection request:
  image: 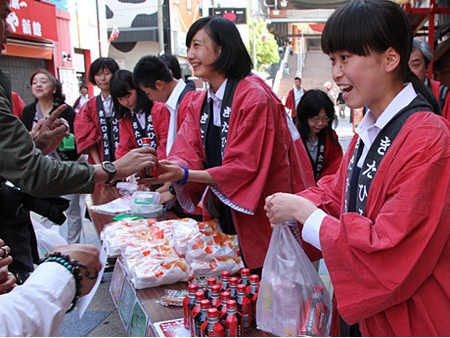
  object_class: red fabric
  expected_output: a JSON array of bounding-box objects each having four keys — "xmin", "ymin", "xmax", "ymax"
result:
[
  {"xmin": 11, "ymin": 91, "xmax": 25, "ymax": 119},
  {"xmin": 316, "ymin": 129, "xmax": 343, "ymax": 181},
  {"xmin": 169, "ymin": 75, "xmax": 318, "ymax": 269},
  {"xmin": 430, "ymin": 79, "xmax": 450, "ymax": 121},
  {"xmin": 74, "ymin": 96, "xmax": 103, "ymax": 164},
  {"xmin": 300, "ymin": 111, "xmax": 450, "ymax": 336},
  {"xmin": 285, "ymin": 88, "xmax": 295, "ymax": 113},
  {"xmin": 115, "ymin": 101, "xmax": 169, "ymax": 160}
]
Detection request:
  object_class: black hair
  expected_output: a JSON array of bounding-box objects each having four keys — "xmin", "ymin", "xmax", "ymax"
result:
[
  {"xmin": 88, "ymin": 57, "xmax": 120, "ymax": 85},
  {"xmin": 110, "ymin": 69, "xmax": 153, "ymax": 119},
  {"xmin": 321, "ymin": 0, "xmax": 440, "ymax": 115},
  {"xmin": 186, "ymin": 16, "xmax": 252, "ymax": 80},
  {"xmin": 295, "ymin": 89, "xmax": 338, "ymax": 145},
  {"xmin": 80, "ymin": 84, "xmax": 88, "ymax": 90},
  {"xmin": 159, "ymin": 54, "xmax": 182, "ymax": 79},
  {"xmin": 133, "ymin": 55, "xmax": 173, "ymax": 90},
  {"xmin": 294, "ymin": 77, "xmax": 301, "ymax": 81},
  {"xmin": 30, "ymin": 69, "xmax": 66, "ymax": 105}
]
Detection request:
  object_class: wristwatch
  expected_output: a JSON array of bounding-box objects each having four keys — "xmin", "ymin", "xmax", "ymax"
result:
[
  {"xmin": 168, "ymin": 184, "xmax": 176, "ymax": 196},
  {"xmin": 102, "ymin": 161, "xmax": 117, "ymax": 184}
]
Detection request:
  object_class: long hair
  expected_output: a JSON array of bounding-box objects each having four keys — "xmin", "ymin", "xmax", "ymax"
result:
[
  {"xmin": 296, "ymin": 90, "xmax": 339, "ymax": 145},
  {"xmin": 30, "ymin": 69, "xmax": 66, "ymax": 105},
  {"xmin": 186, "ymin": 16, "xmax": 252, "ymax": 79},
  {"xmin": 110, "ymin": 69, "xmax": 153, "ymax": 119},
  {"xmin": 321, "ymin": 0, "xmax": 440, "ymax": 115}
]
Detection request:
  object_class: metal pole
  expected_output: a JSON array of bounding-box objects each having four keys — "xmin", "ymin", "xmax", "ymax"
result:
[{"xmin": 158, "ymin": 0, "xmax": 165, "ymax": 55}]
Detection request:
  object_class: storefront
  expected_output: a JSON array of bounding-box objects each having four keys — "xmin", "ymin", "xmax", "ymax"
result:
[{"xmin": 0, "ymin": 0, "xmax": 76, "ymax": 105}]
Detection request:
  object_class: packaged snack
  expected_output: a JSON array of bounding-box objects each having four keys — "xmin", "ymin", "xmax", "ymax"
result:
[{"xmin": 159, "ymin": 289, "xmax": 189, "ymax": 307}]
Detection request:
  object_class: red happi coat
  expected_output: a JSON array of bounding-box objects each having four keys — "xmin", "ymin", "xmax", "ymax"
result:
[
  {"xmin": 430, "ymin": 79, "xmax": 450, "ymax": 121},
  {"xmin": 300, "ymin": 111, "xmax": 450, "ymax": 336},
  {"xmin": 169, "ymin": 76, "xmax": 319, "ymax": 269},
  {"xmin": 314, "ymin": 129, "xmax": 344, "ymax": 181},
  {"xmin": 115, "ymin": 101, "xmax": 168, "ymax": 160},
  {"xmin": 74, "ymin": 96, "xmax": 108, "ymax": 164}
]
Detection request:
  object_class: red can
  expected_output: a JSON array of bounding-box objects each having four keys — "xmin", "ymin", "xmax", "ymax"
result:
[
  {"xmin": 220, "ymin": 299, "xmax": 243, "ymax": 337},
  {"xmin": 190, "ymin": 290, "xmax": 205, "ymax": 337},
  {"xmin": 183, "ymin": 284, "xmax": 198, "ymax": 330},
  {"xmin": 202, "ymin": 308, "xmax": 224, "ymax": 337},
  {"xmin": 210, "ymin": 284, "xmax": 222, "ymax": 308},
  {"xmin": 299, "ymin": 287, "xmax": 328, "ymax": 337}
]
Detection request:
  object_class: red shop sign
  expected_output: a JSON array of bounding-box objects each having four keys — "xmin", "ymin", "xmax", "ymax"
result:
[{"xmin": 6, "ymin": 0, "xmax": 58, "ymax": 41}]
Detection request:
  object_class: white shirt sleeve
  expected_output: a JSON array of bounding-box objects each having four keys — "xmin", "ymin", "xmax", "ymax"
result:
[
  {"xmin": 0, "ymin": 262, "xmax": 75, "ymax": 337},
  {"xmin": 302, "ymin": 209, "xmax": 327, "ymax": 251}
]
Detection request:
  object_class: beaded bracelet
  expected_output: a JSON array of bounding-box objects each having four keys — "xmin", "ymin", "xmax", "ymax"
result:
[{"xmin": 41, "ymin": 252, "xmax": 99, "ymax": 312}]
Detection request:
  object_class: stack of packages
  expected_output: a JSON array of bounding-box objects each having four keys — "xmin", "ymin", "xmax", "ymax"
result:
[{"xmin": 101, "ymin": 218, "xmax": 243, "ymax": 289}]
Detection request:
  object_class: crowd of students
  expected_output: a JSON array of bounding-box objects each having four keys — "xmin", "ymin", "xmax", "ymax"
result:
[{"xmin": 1, "ymin": 0, "xmax": 449, "ymax": 336}]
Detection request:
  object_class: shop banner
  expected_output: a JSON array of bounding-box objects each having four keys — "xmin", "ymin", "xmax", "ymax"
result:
[{"xmin": 6, "ymin": 0, "xmax": 58, "ymax": 41}]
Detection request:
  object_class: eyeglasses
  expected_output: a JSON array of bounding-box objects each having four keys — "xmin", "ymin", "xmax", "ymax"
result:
[{"xmin": 310, "ymin": 116, "xmax": 331, "ymax": 124}]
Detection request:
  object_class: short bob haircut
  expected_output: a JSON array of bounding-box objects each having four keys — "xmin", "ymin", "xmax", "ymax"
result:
[
  {"xmin": 88, "ymin": 57, "xmax": 119, "ymax": 85},
  {"xmin": 159, "ymin": 54, "xmax": 182, "ymax": 79},
  {"xmin": 295, "ymin": 89, "xmax": 338, "ymax": 145},
  {"xmin": 110, "ymin": 69, "xmax": 153, "ymax": 119},
  {"xmin": 186, "ymin": 16, "xmax": 252, "ymax": 80},
  {"xmin": 30, "ymin": 69, "xmax": 66, "ymax": 105},
  {"xmin": 321, "ymin": 0, "xmax": 440, "ymax": 115},
  {"xmin": 133, "ymin": 55, "xmax": 173, "ymax": 90}
]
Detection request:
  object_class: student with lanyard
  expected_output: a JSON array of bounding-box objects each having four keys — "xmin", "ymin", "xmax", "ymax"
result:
[
  {"xmin": 74, "ymin": 57, "xmax": 120, "ymax": 166},
  {"xmin": 295, "ymin": 89, "xmax": 343, "ymax": 182},
  {"xmin": 110, "ymin": 69, "xmax": 166, "ymax": 161},
  {"xmin": 133, "ymin": 55, "xmax": 200, "ymax": 211},
  {"xmin": 148, "ymin": 16, "xmax": 318, "ymax": 275},
  {"xmin": 264, "ymin": 0, "xmax": 449, "ymax": 336}
]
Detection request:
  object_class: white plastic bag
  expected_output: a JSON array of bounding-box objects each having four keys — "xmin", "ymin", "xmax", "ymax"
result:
[
  {"xmin": 256, "ymin": 223, "xmax": 331, "ymax": 337},
  {"xmin": 31, "ymin": 212, "xmax": 68, "ymax": 258}
]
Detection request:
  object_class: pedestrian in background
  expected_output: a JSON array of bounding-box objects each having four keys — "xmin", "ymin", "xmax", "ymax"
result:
[
  {"xmin": 285, "ymin": 76, "xmax": 305, "ymax": 118},
  {"xmin": 409, "ymin": 37, "xmax": 450, "ymax": 120},
  {"xmin": 73, "ymin": 84, "xmax": 90, "ymax": 114}
]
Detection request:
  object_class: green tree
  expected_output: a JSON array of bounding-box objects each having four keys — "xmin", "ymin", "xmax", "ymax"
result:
[{"xmin": 248, "ymin": 19, "xmax": 280, "ymax": 70}]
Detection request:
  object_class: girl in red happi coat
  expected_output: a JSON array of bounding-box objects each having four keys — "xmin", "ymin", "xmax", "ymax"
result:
[{"xmin": 265, "ymin": 0, "xmax": 449, "ymax": 336}]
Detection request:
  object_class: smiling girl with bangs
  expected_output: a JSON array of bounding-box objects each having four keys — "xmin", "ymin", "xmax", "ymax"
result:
[{"xmin": 264, "ymin": 0, "xmax": 450, "ymax": 336}]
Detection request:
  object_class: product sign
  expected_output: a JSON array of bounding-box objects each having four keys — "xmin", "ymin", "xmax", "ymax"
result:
[{"xmin": 6, "ymin": 0, "xmax": 58, "ymax": 41}]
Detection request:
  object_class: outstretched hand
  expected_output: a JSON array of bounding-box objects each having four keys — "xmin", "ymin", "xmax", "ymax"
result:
[
  {"xmin": 31, "ymin": 104, "xmax": 70, "ymax": 155},
  {"xmin": 113, "ymin": 147, "xmax": 159, "ymax": 181},
  {"xmin": 138, "ymin": 159, "xmax": 185, "ymax": 185}
]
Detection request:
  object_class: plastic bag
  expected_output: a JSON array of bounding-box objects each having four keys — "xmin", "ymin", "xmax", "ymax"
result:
[{"xmin": 256, "ymin": 223, "xmax": 331, "ymax": 337}]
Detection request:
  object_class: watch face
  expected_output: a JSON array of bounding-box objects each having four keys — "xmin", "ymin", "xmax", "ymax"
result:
[{"xmin": 103, "ymin": 162, "xmax": 116, "ymax": 174}]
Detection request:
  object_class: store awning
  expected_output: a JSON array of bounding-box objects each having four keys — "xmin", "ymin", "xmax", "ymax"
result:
[{"xmin": 1, "ymin": 38, "xmax": 53, "ymax": 60}]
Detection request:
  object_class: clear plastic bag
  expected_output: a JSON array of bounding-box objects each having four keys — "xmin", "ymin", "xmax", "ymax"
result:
[{"xmin": 256, "ymin": 222, "xmax": 331, "ymax": 337}]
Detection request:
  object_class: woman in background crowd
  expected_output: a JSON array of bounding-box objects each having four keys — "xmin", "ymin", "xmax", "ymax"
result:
[{"xmin": 22, "ymin": 69, "xmax": 85, "ymax": 245}]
